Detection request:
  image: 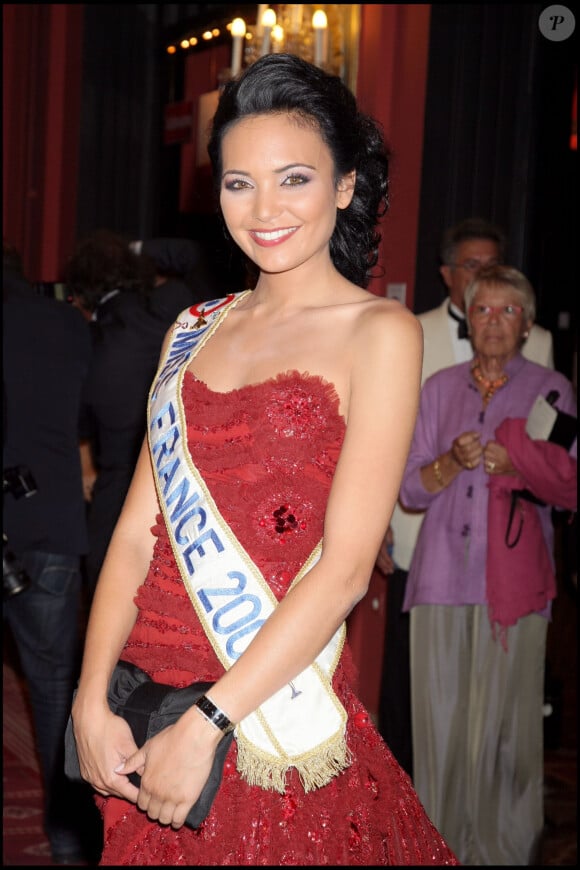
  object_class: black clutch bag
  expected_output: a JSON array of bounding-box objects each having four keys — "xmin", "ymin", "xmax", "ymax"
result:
[{"xmin": 64, "ymin": 660, "xmax": 234, "ymax": 830}]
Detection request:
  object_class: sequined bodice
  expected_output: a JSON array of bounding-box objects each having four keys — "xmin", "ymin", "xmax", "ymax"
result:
[
  {"xmin": 126, "ymin": 369, "xmax": 346, "ymax": 681},
  {"xmin": 181, "ymin": 369, "xmax": 346, "ymax": 599}
]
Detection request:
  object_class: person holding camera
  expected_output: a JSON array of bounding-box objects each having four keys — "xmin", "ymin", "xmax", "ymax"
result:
[{"xmin": 3, "ymin": 242, "xmax": 101, "ymax": 864}]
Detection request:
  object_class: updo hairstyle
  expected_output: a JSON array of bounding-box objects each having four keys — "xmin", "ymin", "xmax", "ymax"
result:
[{"xmin": 207, "ymin": 53, "xmax": 390, "ymax": 288}]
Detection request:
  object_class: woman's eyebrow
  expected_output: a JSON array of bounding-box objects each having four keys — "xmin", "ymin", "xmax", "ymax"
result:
[
  {"xmin": 222, "ymin": 162, "xmax": 317, "ymax": 180},
  {"xmin": 222, "ymin": 168, "xmax": 251, "ymax": 179},
  {"xmin": 274, "ymin": 163, "xmax": 316, "ymax": 173}
]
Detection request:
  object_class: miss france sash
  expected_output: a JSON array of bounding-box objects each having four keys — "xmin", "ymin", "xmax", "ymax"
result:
[{"xmin": 147, "ymin": 293, "xmax": 350, "ymax": 793}]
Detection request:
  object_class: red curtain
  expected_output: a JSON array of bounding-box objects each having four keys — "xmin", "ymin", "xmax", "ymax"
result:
[{"xmin": 3, "ymin": 4, "xmax": 83, "ymax": 281}]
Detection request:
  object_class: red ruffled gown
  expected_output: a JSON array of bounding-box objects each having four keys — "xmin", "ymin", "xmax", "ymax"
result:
[{"xmin": 97, "ymin": 371, "xmax": 459, "ymax": 866}]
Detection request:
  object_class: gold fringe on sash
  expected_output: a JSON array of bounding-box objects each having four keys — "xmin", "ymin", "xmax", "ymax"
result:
[{"xmin": 236, "ymin": 732, "xmax": 352, "ymax": 794}]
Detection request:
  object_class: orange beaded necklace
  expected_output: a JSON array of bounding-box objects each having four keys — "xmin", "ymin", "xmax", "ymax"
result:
[{"xmin": 471, "ymin": 359, "xmax": 508, "ymax": 406}]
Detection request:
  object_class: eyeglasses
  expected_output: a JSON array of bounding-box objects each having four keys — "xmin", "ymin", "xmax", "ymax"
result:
[
  {"xmin": 451, "ymin": 258, "xmax": 501, "ymax": 272},
  {"xmin": 468, "ymin": 304, "xmax": 524, "ymax": 320}
]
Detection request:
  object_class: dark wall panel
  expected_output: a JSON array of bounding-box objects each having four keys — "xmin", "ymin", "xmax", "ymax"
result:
[{"xmin": 76, "ymin": 4, "xmax": 162, "ymax": 241}]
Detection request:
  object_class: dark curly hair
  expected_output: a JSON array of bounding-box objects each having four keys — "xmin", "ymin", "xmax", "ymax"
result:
[
  {"xmin": 64, "ymin": 229, "xmax": 155, "ymax": 312},
  {"xmin": 207, "ymin": 53, "xmax": 390, "ymax": 288}
]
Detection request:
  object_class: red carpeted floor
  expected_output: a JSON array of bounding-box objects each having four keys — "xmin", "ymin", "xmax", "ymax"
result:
[
  {"xmin": 3, "ymin": 660, "xmax": 64, "ymax": 866},
  {"xmin": 3, "ymin": 743, "xmax": 55, "ymax": 866}
]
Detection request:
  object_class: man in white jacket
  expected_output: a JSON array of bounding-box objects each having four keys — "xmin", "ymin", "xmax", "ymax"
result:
[{"xmin": 378, "ymin": 217, "xmax": 553, "ymax": 777}]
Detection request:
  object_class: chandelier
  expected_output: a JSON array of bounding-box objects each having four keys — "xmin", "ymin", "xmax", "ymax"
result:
[
  {"xmin": 229, "ymin": 6, "xmax": 348, "ymax": 79},
  {"xmin": 166, "ymin": 6, "xmax": 358, "ymax": 90}
]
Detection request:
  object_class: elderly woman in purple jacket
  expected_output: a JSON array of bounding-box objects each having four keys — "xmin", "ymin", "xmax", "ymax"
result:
[{"xmin": 399, "ymin": 264, "xmax": 577, "ymax": 866}]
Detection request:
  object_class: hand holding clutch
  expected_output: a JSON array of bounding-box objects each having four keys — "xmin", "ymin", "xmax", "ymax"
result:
[{"xmin": 65, "ymin": 660, "xmax": 234, "ymax": 830}]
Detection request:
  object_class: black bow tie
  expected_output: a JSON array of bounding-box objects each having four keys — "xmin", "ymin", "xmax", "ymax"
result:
[{"xmin": 448, "ymin": 304, "xmax": 469, "ymax": 340}]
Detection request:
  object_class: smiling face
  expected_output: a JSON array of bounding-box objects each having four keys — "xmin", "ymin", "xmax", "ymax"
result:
[
  {"xmin": 468, "ymin": 282, "xmax": 533, "ymax": 364},
  {"xmin": 219, "ymin": 113, "xmax": 355, "ymax": 278}
]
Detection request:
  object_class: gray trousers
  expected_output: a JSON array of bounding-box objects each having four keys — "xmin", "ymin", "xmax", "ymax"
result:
[{"xmin": 410, "ymin": 604, "xmax": 546, "ymax": 866}]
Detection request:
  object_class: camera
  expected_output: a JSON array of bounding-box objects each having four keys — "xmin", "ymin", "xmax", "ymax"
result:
[
  {"xmin": 4, "ymin": 465, "xmax": 38, "ymax": 499},
  {"xmin": 3, "ymin": 533, "xmax": 31, "ymax": 598},
  {"xmin": 3, "ymin": 465, "xmax": 38, "ymax": 599}
]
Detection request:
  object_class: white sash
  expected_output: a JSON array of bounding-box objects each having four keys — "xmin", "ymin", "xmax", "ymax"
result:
[{"xmin": 147, "ymin": 293, "xmax": 350, "ymax": 792}]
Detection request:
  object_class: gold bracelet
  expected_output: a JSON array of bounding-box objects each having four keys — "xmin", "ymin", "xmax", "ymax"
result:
[{"xmin": 433, "ymin": 459, "xmax": 445, "ymax": 488}]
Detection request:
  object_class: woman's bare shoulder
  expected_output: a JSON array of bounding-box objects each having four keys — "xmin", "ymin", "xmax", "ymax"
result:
[
  {"xmin": 352, "ymin": 294, "xmax": 422, "ymax": 349},
  {"xmin": 326, "ymin": 291, "xmax": 423, "ymax": 396}
]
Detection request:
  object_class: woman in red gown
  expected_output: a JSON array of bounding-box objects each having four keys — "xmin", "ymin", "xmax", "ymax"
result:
[{"xmin": 71, "ymin": 54, "xmax": 459, "ymax": 866}]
